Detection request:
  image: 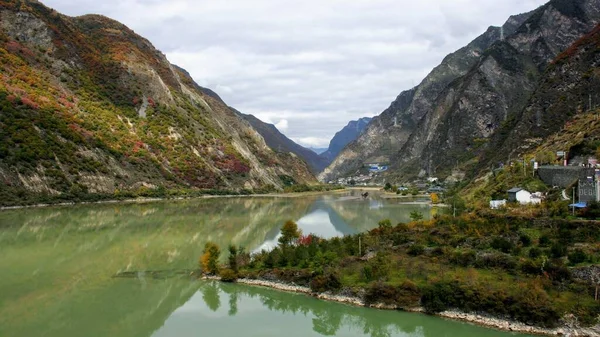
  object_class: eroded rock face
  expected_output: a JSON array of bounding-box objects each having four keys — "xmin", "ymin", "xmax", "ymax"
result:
[{"xmin": 321, "ymin": 0, "xmax": 600, "ymax": 182}]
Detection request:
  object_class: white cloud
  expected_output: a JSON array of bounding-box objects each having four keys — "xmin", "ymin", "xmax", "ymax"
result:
[
  {"xmin": 275, "ymin": 119, "xmax": 289, "ymax": 131},
  {"xmin": 42, "ymin": 0, "xmax": 548, "ymax": 144},
  {"xmin": 292, "ymin": 137, "xmax": 332, "ymax": 148}
]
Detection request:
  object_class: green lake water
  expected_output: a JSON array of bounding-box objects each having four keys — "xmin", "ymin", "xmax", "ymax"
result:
[{"xmin": 0, "ymin": 191, "xmax": 531, "ymax": 337}]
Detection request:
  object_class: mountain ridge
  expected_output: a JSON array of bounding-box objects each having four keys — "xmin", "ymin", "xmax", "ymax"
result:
[
  {"xmin": 0, "ymin": 0, "xmax": 315, "ymax": 205},
  {"xmin": 320, "ymin": 0, "xmax": 600, "ymax": 183}
]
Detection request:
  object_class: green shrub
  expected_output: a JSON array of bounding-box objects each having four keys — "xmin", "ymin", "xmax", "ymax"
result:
[
  {"xmin": 529, "ymin": 247, "xmax": 542, "ymax": 258},
  {"xmin": 219, "ymin": 268, "xmax": 237, "ymax": 282},
  {"xmin": 408, "ymin": 244, "xmax": 425, "ymax": 256},
  {"xmin": 550, "ymin": 243, "xmax": 567, "ymax": 258},
  {"xmin": 519, "ymin": 234, "xmax": 532, "ymax": 247},
  {"xmin": 568, "ymin": 249, "xmax": 587, "ymax": 265},
  {"xmin": 491, "ymin": 237, "xmax": 515, "ymax": 253}
]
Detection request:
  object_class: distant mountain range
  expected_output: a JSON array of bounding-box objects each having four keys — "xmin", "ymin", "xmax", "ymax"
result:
[
  {"xmin": 321, "ymin": 118, "xmax": 372, "ymax": 163},
  {"xmin": 238, "ymin": 115, "xmax": 372, "ymax": 174},
  {"xmin": 309, "ymin": 148, "xmax": 328, "ymax": 155}
]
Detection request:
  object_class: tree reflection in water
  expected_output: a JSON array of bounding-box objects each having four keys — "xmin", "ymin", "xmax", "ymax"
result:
[{"xmin": 198, "ymin": 282, "xmax": 471, "ymax": 337}]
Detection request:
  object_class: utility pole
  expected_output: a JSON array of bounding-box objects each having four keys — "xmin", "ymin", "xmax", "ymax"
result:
[
  {"xmin": 358, "ymin": 236, "xmax": 361, "ymax": 257},
  {"xmin": 573, "ymin": 188, "xmax": 576, "ymax": 216}
]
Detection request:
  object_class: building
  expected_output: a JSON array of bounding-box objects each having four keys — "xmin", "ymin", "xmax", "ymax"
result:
[
  {"xmin": 507, "ymin": 188, "xmax": 540, "ymax": 205},
  {"xmin": 490, "ymin": 200, "xmax": 507, "ymax": 209}
]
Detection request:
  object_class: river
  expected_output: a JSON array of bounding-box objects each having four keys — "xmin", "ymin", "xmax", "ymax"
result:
[{"xmin": 0, "ymin": 190, "xmax": 531, "ymax": 337}]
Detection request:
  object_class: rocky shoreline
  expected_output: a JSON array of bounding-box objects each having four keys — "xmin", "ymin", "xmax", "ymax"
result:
[{"xmin": 204, "ymin": 276, "xmax": 600, "ymax": 337}]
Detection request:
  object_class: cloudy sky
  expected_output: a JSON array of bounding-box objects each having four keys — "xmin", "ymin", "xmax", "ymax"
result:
[{"xmin": 43, "ymin": 0, "xmax": 547, "ymax": 148}]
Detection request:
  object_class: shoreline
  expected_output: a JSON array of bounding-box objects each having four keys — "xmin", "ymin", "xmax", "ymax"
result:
[
  {"xmin": 0, "ymin": 188, "xmax": 348, "ymax": 211},
  {"xmin": 204, "ymin": 277, "xmax": 599, "ymax": 337}
]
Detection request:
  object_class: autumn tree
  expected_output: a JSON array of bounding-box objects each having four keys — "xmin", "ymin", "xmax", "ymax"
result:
[
  {"xmin": 200, "ymin": 241, "xmax": 221, "ymax": 275},
  {"xmin": 279, "ymin": 220, "xmax": 301, "ymax": 247}
]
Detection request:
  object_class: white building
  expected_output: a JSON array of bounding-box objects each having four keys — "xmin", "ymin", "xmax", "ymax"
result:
[
  {"xmin": 490, "ymin": 200, "xmax": 507, "ymax": 209},
  {"xmin": 507, "ymin": 188, "xmax": 541, "ymax": 205}
]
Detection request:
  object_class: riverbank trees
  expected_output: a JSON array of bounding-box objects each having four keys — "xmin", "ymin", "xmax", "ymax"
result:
[{"xmin": 224, "ymin": 213, "xmax": 600, "ymax": 328}]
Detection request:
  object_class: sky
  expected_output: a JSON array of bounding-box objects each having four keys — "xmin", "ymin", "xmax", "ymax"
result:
[{"xmin": 42, "ymin": 0, "xmax": 548, "ymax": 148}]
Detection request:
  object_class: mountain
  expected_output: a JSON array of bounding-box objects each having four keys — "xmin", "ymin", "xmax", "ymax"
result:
[
  {"xmin": 491, "ymin": 22, "xmax": 600, "ymax": 163},
  {"xmin": 237, "ymin": 112, "xmax": 329, "ymax": 173},
  {"xmin": 321, "ymin": 117, "xmax": 372, "ymax": 163},
  {"xmin": 320, "ymin": 0, "xmax": 600, "ymax": 183},
  {"xmin": 309, "ymin": 148, "xmax": 328, "ymax": 155},
  {"xmin": 0, "ymin": 0, "xmax": 315, "ymax": 204}
]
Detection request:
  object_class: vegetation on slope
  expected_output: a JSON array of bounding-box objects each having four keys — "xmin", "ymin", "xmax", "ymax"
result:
[{"xmin": 0, "ymin": 0, "xmax": 316, "ymax": 205}]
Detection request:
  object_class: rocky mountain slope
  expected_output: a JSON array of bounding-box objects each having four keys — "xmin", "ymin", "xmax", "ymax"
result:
[
  {"xmin": 321, "ymin": 117, "xmax": 372, "ymax": 163},
  {"xmin": 320, "ymin": 0, "xmax": 600, "ymax": 183},
  {"xmin": 0, "ymin": 0, "xmax": 315, "ymax": 204},
  {"xmin": 238, "ymin": 112, "xmax": 329, "ymax": 174},
  {"xmin": 490, "ymin": 22, "xmax": 600, "ymax": 163}
]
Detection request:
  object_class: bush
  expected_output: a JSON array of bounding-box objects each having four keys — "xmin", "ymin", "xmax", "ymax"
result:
[
  {"xmin": 365, "ymin": 282, "xmax": 399, "ymax": 305},
  {"xmin": 539, "ymin": 235, "xmax": 551, "ymax": 247},
  {"xmin": 491, "ymin": 237, "xmax": 515, "ymax": 253},
  {"xmin": 397, "ymin": 280, "xmax": 421, "ymax": 307},
  {"xmin": 310, "ymin": 272, "xmax": 342, "ymax": 293},
  {"xmin": 568, "ymin": 249, "xmax": 587, "ymax": 265},
  {"xmin": 550, "ymin": 243, "xmax": 567, "ymax": 258},
  {"xmin": 474, "ymin": 253, "xmax": 517, "ymax": 272},
  {"xmin": 421, "ymin": 281, "xmax": 461, "ymax": 313},
  {"xmin": 519, "ymin": 234, "xmax": 532, "ymax": 247},
  {"xmin": 408, "ymin": 244, "xmax": 425, "ymax": 256},
  {"xmin": 450, "ymin": 249, "xmax": 476, "ymax": 267},
  {"xmin": 219, "ymin": 268, "xmax": 238, "ymax": 282},
  {"xmin": 529, "ymin": 247, "xmax": 542, "ymax": 258},
  {"xmin": 362, "ymin": 252, "xmax": 392, "ymax": 281}
]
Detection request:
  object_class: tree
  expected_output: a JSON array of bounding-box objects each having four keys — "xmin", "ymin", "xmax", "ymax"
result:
[
  {"xmin": 378, "ymin": 219, "xmax": 392, "ymax": 229},
  {"xmin": 535, "ymin": 151, "xmax": 555, "ymax": 165},
  {"xmin": 279, "ymin": 220, "xmax": 301, "ymax": 246},
  {"xmin": 228, "ymin": 244, "xmax": 239, "ymax": 273},
  {"xmin": 200, "ymin": 241, "xmax": 221, "ymax": 274},
  {"xmin": 430, "ymin": 193, "xmax": 440, "ymax": 204},
  {"xmin": 409, "ymin": 210, "xmax": 423, "ymax": 222}
]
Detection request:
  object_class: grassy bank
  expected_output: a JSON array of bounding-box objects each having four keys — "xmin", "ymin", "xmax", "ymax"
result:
[{"xmin": 205, "ymin": 212, "xmax": 600, "ymax": 330}]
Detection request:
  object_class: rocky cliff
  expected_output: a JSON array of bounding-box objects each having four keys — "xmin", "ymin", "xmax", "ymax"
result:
[
  {"xmin": 321, "ymin": 117, "xmax": 372, "ymax": 163},
  {"xmin": 320, "ymin": 0, "xmax": 600, "ymax": 183},
  {"xmin": 0, "ymin": 0, "xmax": 315, "ymax": 204}
]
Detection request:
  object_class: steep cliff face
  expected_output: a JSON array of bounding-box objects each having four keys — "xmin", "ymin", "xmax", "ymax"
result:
[
  {"xmin": 492, "ymin": 22, "xmax": 600, "ymax": 161},
  {"xmin": 319, "ymin": 11, "xmax": 534, "ymax": 182},
  {"xmin": 394, "ymin": 0, "xmax": 600, "ymax": 180},
  {"xmin": 0, "ymin": 0, "xmax": 315, "ymax": 203},
  {"xmin": 321, "ymin": 117, "xmax": 371, "ymax": 163},
  {"xmin": 238, "ymin": 112, "xmax": 329, "ymax": 174},
  {"xmin": 321, "ymin": 0, "xmax": 600, "ymax": 183}
]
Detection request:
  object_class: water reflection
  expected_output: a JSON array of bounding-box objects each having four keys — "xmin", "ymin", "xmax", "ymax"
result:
[
  {"xmin": 0, "ymin": 192, "xmax": 436, "ymax": 337},
  {"xmin": 153, "ymin": 281, "xmax": 530, "ymax": 337},
  {"xmin": 253, "ymin": 194, "xmax": 431, "ymax": 252}
]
